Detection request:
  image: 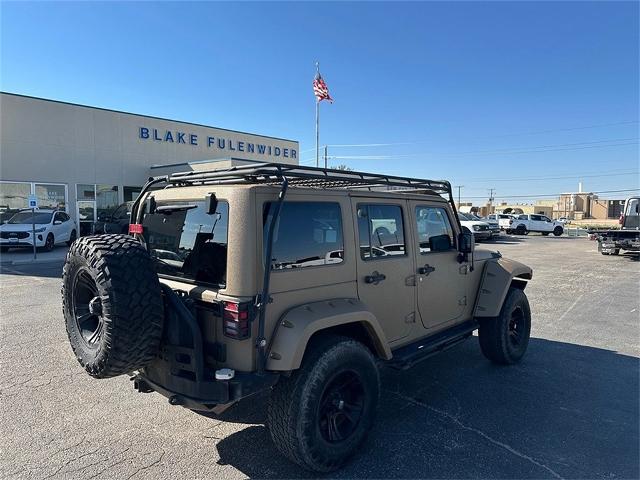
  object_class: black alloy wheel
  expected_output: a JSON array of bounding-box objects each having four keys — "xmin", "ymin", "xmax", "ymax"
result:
[
  {"xmin": 507, "ymin": 306, "xmax": 525, "ymax": 349},
  {"xmin": 72, "ymin": 268, "xmax": 104, "ymax": 347},
  {"xmin": 318, "ymin": 371, "xmax": 365, "ymax": 443},
  {"xmin": 44, "ymin": 233, "xmax": 55, "ymax": 251}
]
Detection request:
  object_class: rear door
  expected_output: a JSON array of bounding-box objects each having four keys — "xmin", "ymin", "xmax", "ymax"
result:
[
  {"xmin": 410, "ymin": 202, "xmax": 466, "ymax": 330},
  {"xmin": 352, "ymin": 199, "xmax": 415, "ymax": 344},
  {"xmin": 52, "ymin": 212, "xmax": 69, "ymax": 242}
]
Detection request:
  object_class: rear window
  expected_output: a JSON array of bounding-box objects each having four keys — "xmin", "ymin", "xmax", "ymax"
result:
[
  {"xmin": 264, "ymin": 201, "xmax": 343, "ymax": 270},
  {"xmin": 142, "ymin": 200, "xmax": 229, "ymax": 287}
]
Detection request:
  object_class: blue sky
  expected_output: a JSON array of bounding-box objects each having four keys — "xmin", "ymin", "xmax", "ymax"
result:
[{"xmin": 1, "ymin": 1, "xmax": 638, "ymax": 203}]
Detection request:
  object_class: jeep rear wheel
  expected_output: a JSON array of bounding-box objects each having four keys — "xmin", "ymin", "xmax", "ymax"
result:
[
  {"xmin": 478, "ymin": 287, "xmax": 531, "ymax": 365},
  {"xmin": 267, "ymin": 335, "xmax": 380, "ymax": 472},
  {"xmin": 62, "ymin": 234, "xmax": 164, "ymax": 378},
  {"xmin": 515, "ymin": 225, "xmax": 527, "ymax": 235}
]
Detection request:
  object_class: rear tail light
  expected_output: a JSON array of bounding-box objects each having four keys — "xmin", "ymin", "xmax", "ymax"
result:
[
  {"xmin": 619, "ymin": 214, "xmax": 624, "ymax": 225},
  {"xmin": 129, "ymin": 223, "xmax": 144, "ymax": 234},
  {"xmin": 222, "ymin": 301, "xmax": 253, "ymax": 340}
]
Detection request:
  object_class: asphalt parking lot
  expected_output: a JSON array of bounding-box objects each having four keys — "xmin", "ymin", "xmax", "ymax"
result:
[{"xmin": 1, "ymin": 235, "xmax": 638, "ymax": 479}]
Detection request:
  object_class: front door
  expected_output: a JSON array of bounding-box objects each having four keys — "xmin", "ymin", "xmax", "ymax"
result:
[
  {"xmin": 411, "ymin": 202, "xmax": 466, "ymax": 330},
  {"xmin": 353, "ymin": 200, "xmax": 415, "ymax": 344}
]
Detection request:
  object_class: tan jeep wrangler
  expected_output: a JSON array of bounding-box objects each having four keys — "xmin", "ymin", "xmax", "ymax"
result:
[{"xmin": 62, "ymin": 163, "xmax": 533, "ymax": 472}]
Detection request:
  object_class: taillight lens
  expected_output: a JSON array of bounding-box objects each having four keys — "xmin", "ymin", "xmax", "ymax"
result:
[
  {"xmin": 222, "ymin": 301, "xmax": 252, "ymax": 340},
  {"xmin": 129, "ymin": 223, "xmax": 144, "ymax": 234},
  {"xmin": 619, "ymin": 214, "xmax": 624, "ymax": 225}
]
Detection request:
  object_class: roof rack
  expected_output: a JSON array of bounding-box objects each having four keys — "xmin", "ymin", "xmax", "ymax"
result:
[{"xmin": 156, "ymin": 162, "xmax": 453, "ymax": 197}]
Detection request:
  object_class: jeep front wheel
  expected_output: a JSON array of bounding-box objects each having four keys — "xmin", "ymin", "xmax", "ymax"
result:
[
  {"xmin": 62, "ymin": 234, "xmax": 164, "ymax": 378},
  {"xmin": 478, "ymin": 287, "xmax": 531, "ymax": 365},
  {"xmin": 267, "ymin": 335, "xmax": 380, "ymax": 472}
]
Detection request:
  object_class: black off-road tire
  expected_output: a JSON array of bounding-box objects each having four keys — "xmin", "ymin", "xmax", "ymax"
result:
[
  {"xmin": 515, "ymin": 225, "xmax": 527, "ymax": 236},
  {"xmin": 267, "ymin": 335, "xmax": 380, "ymax": 472},
  {"xmin": 62, "ymin": 234, "xmax": 164, "ymax": 378},
  {"xmin": 66, "ymin": 229, "xmax": 77, "ymax": 246},
  {"xmin": 479, "ymin": 287, "xmax": 531, "ymax": 365},
  {"xmin": 553, "ymin": 226, "xmax": 563, "ymax": 236}
]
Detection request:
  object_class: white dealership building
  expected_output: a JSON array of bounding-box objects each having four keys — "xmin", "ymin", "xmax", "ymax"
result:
[{"xmin": 0, "ymin": 92, "xmax": 299, "ymax": 235}]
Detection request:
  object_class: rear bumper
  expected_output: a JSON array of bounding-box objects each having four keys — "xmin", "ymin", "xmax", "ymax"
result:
[{"xmin": 135, "ymin": 363, "xmax": 278, "ymax": 411}]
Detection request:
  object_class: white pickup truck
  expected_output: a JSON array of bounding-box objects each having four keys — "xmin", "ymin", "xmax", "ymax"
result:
[{"xmin": 506, "ymin": 214, "xmax": 564, "ymax": 236}]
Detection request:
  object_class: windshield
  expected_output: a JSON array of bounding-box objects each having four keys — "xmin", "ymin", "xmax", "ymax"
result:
[
  {"xmin": 142, "ymin": 200, "xmax": 229, "ymax": 287},
  {"xmin": 458, "ymin": 213, "xmax": 473, "ymax": 221},
  {"xmin": 8, "ymin": 212, "xmax": 53, "ymax": 224}
]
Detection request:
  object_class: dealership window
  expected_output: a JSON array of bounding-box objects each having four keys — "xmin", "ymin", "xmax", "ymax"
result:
[
  {"xmin": 123, "ymin": 186, "xmax": 142, "ymax": 202},
  {"xmin": 1, "ymin": 181, "xmax": 67, "ymax": 223},
  {"xmin": 35, "ymin": 183, "xmax": 66, "ymax": 210},
  {"xmin": 0, "ymin": 182, "xmax": 30, "ymax": 222},
  {"xmin": 75, "ymin": 184, "xmax": 119, "ymax": 236}
]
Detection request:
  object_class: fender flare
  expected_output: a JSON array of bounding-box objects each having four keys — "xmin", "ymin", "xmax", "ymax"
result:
[
  {"xmin": 473, "ymin": 258, "xmax": 533, "ymax": 318},
  {"xmin": 265, "ymin": 298, "xmax": 391, "ymax": 371}
]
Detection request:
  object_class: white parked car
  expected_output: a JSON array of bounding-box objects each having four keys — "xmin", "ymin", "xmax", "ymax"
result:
[
  {"xmin": 0, "ymin": 209, "xmax": 77, "ymax": 252},
  {"xmin": 485, "ymin": 213, "xmax": 516, "ymax": 230},
  {"xmin": 458, "ymin": 212, "xmax": 492, "ymax": 241},
  {"xmin": 506, "ymin": 214, "xmax": 564, "ymax": 236}
]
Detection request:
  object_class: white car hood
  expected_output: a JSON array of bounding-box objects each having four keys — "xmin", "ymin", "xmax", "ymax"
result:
[
  {"xmin": 460, "ymin": 220, "xmax": 489, "ymax": 228},
  {"xmin": 0, "ymin": 223, "xmax": 49, "ymax": 232}
]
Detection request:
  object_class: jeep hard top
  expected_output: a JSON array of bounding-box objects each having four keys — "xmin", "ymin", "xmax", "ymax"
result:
[{"xmin": 62, "ymin": 163, "xmax": 533, "ymax": 472}]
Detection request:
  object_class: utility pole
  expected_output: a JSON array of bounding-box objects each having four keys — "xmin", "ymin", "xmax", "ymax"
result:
[
  {"xmin": 324, "ymin": 145, "xmax": 328, "ymax": 169},
  {"xmin": 488, "ymin": 188, "xmax": 495, "ymax": 213},
  {"xmin": 455, "ymin": 185, "xmax": 464, "ymax": 207}
]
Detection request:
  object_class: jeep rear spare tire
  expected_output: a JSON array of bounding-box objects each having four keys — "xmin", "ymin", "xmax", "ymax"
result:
[
  {"xmin": 267, "ymin": 335, "xmax": 380, "ymax": 472},
  {"xmin": 62, "ymin": 234, "xmax": 164, "ymax": 378}
]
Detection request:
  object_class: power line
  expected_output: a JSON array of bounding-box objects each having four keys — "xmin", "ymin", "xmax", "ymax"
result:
[
  {"xmin": 462, "ymin": 188, "xmax": 640, "ymax": 200},
  {"xmin": 462, "ymin": 170, "xmax": 640, "ymax": 183}
]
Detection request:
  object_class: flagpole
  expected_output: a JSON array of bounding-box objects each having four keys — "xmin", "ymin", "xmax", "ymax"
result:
[
  {"xmin": 315, "ymin": 61, "xmax": 320, "ymax": 168},
  {"xmin": 315, "ymin": 100, "xmax": 320, "ymax": 168}
]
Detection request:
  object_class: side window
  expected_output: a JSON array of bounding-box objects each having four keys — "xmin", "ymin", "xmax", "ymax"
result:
[
  {"xmin": 357, "ymin": 204, "xmax": 406, "ymax": 260},
  {"xmin": 415, "ymin": 206, "xmax": 455, "ymax": 253},
  {"xmin": 542, "ymin": 216, "xmax": 551, "ymax": 222},
  {"xmin": 265, "ymin": 201, "xmax": 343, "ymax": 270},
  {"xmin": 54, "ymin": 212, "xmax": 65, "ymax": 222},
  {"xmin": 62, "ymin": 213, "xmax": 70, "ymax": 221},
  {"xmin": 518, "ymin": 215, "xmax": 527, "ymax": 220},
  {"xmin": 531, "ymin": 215, "xmax": 542, "ymax": 221}
]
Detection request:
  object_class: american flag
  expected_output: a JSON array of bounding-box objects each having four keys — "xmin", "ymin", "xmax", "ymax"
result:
[{"xmin": 313, "ymin": 72, "xmax": 333, "ymax": 103}]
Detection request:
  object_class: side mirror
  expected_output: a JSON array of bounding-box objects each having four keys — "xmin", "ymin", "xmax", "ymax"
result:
[{"xmin": 458, "ymin": 231, "xmax": 475, "ymax": 254}]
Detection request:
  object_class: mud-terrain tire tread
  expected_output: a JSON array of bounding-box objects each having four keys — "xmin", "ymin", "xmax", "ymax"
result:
[
  {"xmin": 267, "ymin": 334, "xmax": 380, "ymax": 472},
  {"xmin": 478, "ymin": 287, "xmax": 531, "ymax": 365},
  {"xmin": 62, "ymin": 234, "xmax": 164, "ymax": 378}
]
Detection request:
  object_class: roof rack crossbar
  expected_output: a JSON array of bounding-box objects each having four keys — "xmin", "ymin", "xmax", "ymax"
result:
[{"xmin": 155, "ymin": 162, "xmax": 452, "ymax": 196}]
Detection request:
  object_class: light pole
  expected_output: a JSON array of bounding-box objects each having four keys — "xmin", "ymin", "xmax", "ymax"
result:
[{"xmin": 455, "ymin": 185, "xmax": 464, "ymax": 207}]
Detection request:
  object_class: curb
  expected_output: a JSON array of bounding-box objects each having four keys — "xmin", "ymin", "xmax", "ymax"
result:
[{"xmin": 0, "ymin": 257, "xmax": 65, "ymax": 267}]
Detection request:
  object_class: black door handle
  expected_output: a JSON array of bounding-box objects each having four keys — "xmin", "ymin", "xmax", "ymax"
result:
[
  {"xmin": 417, "ymin": 264, "xmax": 436, "ymax": 276},
  {"xmin": 364, "ymin": 271, "xmax": 386, "ymax": 285}
]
